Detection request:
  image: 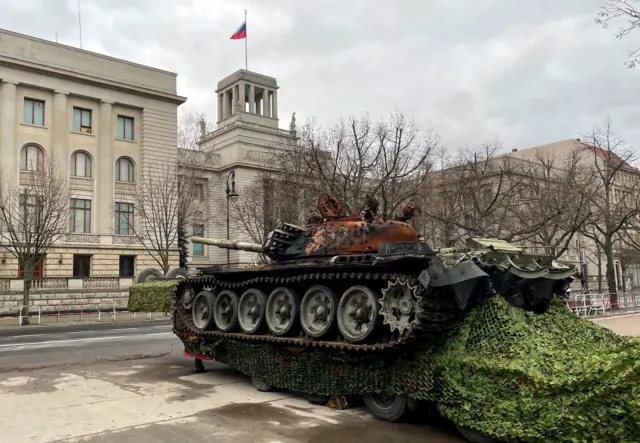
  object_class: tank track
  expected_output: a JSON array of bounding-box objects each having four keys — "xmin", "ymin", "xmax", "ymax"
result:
[{"xmin": 173, "ymin": 271, "xmax": 464, "ymax": 354}]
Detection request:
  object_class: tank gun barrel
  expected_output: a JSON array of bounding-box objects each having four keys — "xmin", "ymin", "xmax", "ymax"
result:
[{"xmin": 190, "ymin": 237, "xmax": 265, "ymax": 253}]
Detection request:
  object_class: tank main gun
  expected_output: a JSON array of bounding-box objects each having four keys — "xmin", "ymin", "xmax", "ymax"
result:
[{"xmin": 190, "ymin": 237, "xmax": 265, "ymax": 254}]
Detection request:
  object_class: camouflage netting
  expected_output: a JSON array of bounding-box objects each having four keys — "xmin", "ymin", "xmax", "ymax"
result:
[
  {"xmin": 178, "ymin": 294, "xmax": 640, "ymax": 443},
  {"xmin": 434, "ymin": 295, "xmax": 640, "ymax": 442}
]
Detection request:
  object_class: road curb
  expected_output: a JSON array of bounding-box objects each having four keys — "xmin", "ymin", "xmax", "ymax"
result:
[{"xmin": 0, "ymin": 317, "xmax": 172, "ymax": 331}]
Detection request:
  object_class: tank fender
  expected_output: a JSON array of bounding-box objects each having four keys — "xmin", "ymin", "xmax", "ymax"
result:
[{"xmin": 419, "ymin": 260, "xmax": 489, "ymax": 310}]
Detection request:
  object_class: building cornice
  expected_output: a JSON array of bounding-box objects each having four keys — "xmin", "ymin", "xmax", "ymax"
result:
[
  {"xmin": 216, "ymin": 69, "xmax": 279, "ymax": 92},
  {"xmin": 0, "ymin": 58, "xmax": 187, "ymax": 105}
]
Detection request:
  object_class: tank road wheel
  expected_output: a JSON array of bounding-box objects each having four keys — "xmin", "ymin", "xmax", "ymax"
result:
[
  {"xmin": 180, "ymin": 284, "xmax": 197, "ymax": 310},
  {"xmin": 192, "ymin": 291, "xmax": 215, "ymax": 331},
  {"xmin": 300, "ymin": 285, "xmax": 338, "ymax": 338},
  {"xmin": 379, "ymin": 278, "xmax": 423, "ymax": 337},
  {"xmin": 363, "ymin": 390, "xmax": 409, "ymax": 422},
  {"xmin": 337, "ymin": 285, "xmax": 380, "ymax": 343},
  {"xmin": 266, "ymin": 287, "xmax": 300, "ymax": 336},
  {"xmin": 213, "ymin": 290, "xmax": 240, "ymax": 332},
  {"xmin": 238, "ymin": 288, "xmax": 268, "ymax": 334}
]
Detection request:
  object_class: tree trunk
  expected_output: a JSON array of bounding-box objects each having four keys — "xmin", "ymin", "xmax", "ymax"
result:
[
  {"xmin": 603, "ymin": 238, "xmax": 618, "ymax": 307},
  {"xmin": 21, "ymin": 278, "xmax": 31, "ymax": 326}
]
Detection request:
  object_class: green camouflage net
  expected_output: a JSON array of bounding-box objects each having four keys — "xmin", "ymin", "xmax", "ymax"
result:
[
  {"xmin": 434, "ymin": 295, "xmax": 640, "ymax": 442},
  {"xmin": 178, "ymin": 295, "xmax": 640, "ymax": 442}
]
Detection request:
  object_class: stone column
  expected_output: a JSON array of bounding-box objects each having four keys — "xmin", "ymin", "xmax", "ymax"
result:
[
  {"xmin": 0, "ymin": 81, "xmax": 18, "ymax": 184},
  {"xmin": 222, "ymin": 90, "xmax": 228, "ymax": 119},
  {"xmin": 264, "ymin": 90, "xmax": 271, "ymax": 118},
  {"xmin": 232, "ymin": 86, "xmax": 238, "ymax": 115},
  {"xmin": 255, "ymin": 89, "xmax": 262, "ymax": 116},
  {"xmin": 53, "ymin": 91, "xmax": 69, "ymax": 174},
  {"xmin": 272, "ymin": 91, "xmax": 278, "ymax": 120},
  {"xmin": 217, "ymin": 93, "xmax": 223, "ymax": 122},
  {"xmin": 239, "ymin": 82, "xmax": 245, "ymax": 113},
  {"xmin": 249, "ymin": 85, "xmax": 255, "ymax": 114},
  {"xmin": 98, "ymin": 100, "xmax": 114, "ymax": 234}
]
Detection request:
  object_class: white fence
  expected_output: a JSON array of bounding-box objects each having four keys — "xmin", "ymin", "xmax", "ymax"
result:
[{"xmin": 565, "ymin": 292, "xmax": 640, "ymax": 317}]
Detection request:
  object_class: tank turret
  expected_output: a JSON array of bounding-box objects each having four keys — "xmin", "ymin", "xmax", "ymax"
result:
[
  {"xmin": 191, "ymin": 194, "xmax": 424, "ymax": 263},
  {"xmin": 174, "ymin": 194, "xmax": 576, "ymax": 352}
]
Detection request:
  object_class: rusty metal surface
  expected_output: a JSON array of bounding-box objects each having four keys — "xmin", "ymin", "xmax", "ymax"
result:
[{"xmin": 304, "ymin": 219, "xmax": 420, "ymax": 256}]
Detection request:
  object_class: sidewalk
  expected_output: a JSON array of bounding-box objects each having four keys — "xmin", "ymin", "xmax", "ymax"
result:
[{"xmin": 0, "ymin": 311, "xmax": 171, "ymax": 328}]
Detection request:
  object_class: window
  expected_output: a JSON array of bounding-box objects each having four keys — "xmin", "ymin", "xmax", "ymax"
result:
[
  {"xmin": 192, "ymin": 225, "xmax": 204, "ymax": 255},
  {"xmin": 72, "ymin": 255, "xmax": 91, "ymax": 277},
  {"xmin": 114, "ymin": 202, "xmax": 134, "ymax": 235},
  {"xmin": 20, "ymin": 194, "xmax": 43, "ymax": 230},
  {"xmin": 194, "ymin": 184, "xmax": 204, "ymax": 199},
  {"xmin": 23, "ymin": 98, "xmax": 45, "ymax": 126},
  {"xmin": 18, "ymin": 256, "xmax": 44, "ymax": 278},
  {"xmin": 69, "ymin": 198, "xmax": 92, "ymax": 233},
  {"xmin": 20, "ymin": 145, "xmax": 44, "ymax": 171},
  {"xmin": 115, "ymin": 157, "xmax": 134, "ymax": 182},
  {"xmin": 70, "ymin": 151, "xmax": 92, "ymax": 178},
  {"xmin": 119, "ymin": 255, "xmax": 135, "ymax": 277},
  {"xmin": 73, "ymin": 107, "xmax": 92, "ymax": 133},
  {"xmin": 117, "ymin": 116, "xmax": 134, "ymax": 140}
]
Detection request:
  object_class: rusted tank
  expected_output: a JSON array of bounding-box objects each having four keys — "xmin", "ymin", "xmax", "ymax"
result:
[{"xmin": 173, "ymin": 194, "xmax": 576, "ymax": 347}]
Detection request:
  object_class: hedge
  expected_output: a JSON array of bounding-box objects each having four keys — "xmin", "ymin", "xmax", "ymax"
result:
[{"xmin": 127, "ymin": 280, "xmax": 178, "ymax": 312}]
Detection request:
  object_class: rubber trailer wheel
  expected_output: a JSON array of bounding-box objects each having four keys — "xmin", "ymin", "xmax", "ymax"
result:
[
  {"xmin": 134, "ymin": 268, "xmax": 163, "ymax": 283},
  {"xmin": 363, "ymin": 391, "xmax": 409, "ymax": 422},
  {"xmin": 455, "ymin": 425, "xmax": 499, "ymax": 443},
  {"xmin": 251, "ymin": 376, "xmax": 273, "ymax": 392},
  {"xmin": 166, "ymin": 267, "xmax": 189, "ymax": 280}
]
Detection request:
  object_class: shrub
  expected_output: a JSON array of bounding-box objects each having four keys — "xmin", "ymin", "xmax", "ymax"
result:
[{"xmin": 127, "ymin": 280, "xmax": 178, "ymax": 312}]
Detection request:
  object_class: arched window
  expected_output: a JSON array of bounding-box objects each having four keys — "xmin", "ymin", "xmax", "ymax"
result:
[
  {"xmin": 70, "ymin": 151, "xmax": 92, "ymax": 178},
  {"xmin": 115, "ymin": 157, "xmax": 134, "ymax": 182},
  {"xmin": 20, "ymin": 145, "xmax": 44, "ymax": 171}
]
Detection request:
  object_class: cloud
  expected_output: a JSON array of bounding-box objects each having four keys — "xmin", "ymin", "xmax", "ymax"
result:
[{"xmin": 1, "ymin": 0, "xmax": 640, "ymax": 153}]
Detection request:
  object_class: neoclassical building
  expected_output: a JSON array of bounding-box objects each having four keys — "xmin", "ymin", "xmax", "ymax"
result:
[
  {"xmin": 183, "ymin": 69, "xmax": 297, "ymax": 270},
  {"xmin": 0, "ymin": 28, "xmax": 186, "ymax": 280}
]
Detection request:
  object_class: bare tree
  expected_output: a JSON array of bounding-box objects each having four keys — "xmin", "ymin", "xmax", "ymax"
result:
[
  {"xmin": 596, "ymin": 0, "xmax": 640, "ymax": 68},
  {"xmin": 0, "ymin": 158, "xmax": 69, "ymax": 324},
  {"xmin": 126, "ymin": 149, "xmax": 209, "ymax": 275},
  {"xmin": 509, "ymin": 149, "xmax": 596, "ymax": 258},
  {"xmin": 579, "ymin": 118, "xmax": 640, "ymax": 304},
  {"xmin": 178, "ymin": 109, "xmax": 215, "ymax": 150},
  {"xmin": 227, "ymin": 168, "xmax": 308, "ymax": 263},
  {"xmin": 175, "ymin": 110, "xmax": 215, "ymax": 268},
  {"xmin": 420, "ymin": 142, "xmax": 561, "ymax": 246},
  {"xmin": 276, "ymin": 109, "xmax": 438, "ymax": 219}
]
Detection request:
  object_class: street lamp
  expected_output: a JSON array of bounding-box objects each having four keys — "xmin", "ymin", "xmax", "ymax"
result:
[{"xmin": 226, "ymin": 170, "xmax": 239, "ymax": 267}]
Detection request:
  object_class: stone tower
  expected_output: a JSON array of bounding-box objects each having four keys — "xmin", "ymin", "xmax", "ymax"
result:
[{"xmin": 215, "ymin": 69, "xmax": 279, "ymax": 129}]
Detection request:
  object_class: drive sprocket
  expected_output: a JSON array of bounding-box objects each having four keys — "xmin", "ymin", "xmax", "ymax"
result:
[{"xmin": 379, "ymin": 277, "xmax": 423, "ymax": 337}]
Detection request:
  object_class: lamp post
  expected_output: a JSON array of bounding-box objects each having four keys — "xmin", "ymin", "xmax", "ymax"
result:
[{"xmin": 225, "ymin": 170, "xmax": 239, "ymax": 267}]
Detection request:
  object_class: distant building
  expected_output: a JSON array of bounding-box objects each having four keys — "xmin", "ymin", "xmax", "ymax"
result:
[
  {"xmin": 0, "ymin": 28, "xmax": 186, "ymax": 280},
  {"xmin": 425, "ymin": 138, "xmax": 640, "ymax": 291}
]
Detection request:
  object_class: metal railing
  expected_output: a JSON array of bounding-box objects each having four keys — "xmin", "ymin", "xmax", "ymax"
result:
[
  {"xmin": 565, "ymin": 292, "xmax": 640, "ymax": 317},
  {"xmin": 13, "ymin": 301, "xmax": 170, "ymax": 326}
]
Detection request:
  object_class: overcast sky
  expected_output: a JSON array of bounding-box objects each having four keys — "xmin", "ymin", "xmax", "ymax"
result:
[{"xmin": 2, "ymin": 0, "xmax": 640, "ymax": 153}]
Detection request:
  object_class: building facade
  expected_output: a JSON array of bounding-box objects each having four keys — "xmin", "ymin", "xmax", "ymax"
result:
[
  {"xmin": 423, "ymin": 138, "xmax": 640, "ymax": 292},
  {"xmin": 183, "ymin": 69, "xmax": 297, "ymax": 270},
  {"xmin": 0, "ymin": 29, "xmax": 186, "ymax": 281}
]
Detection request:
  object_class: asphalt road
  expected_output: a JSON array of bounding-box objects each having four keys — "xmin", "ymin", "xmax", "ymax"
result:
[
  {"xmin": 0, "ymin": 320, "xmax": 178, "ymax": 371},
  {"xmin": 0, "ymin": 321, "xmax": 467, "ymax": 443}
]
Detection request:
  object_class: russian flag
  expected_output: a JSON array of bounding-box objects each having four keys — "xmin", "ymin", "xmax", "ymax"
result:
[{"xmin": 230, "ymin": 21, "xmax": 246, "ymax": 40}]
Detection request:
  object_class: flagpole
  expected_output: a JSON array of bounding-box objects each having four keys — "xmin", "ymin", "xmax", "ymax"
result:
[{"xmin": 244, "ymin": 9, "xmax": 248, "ymax": 70}]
